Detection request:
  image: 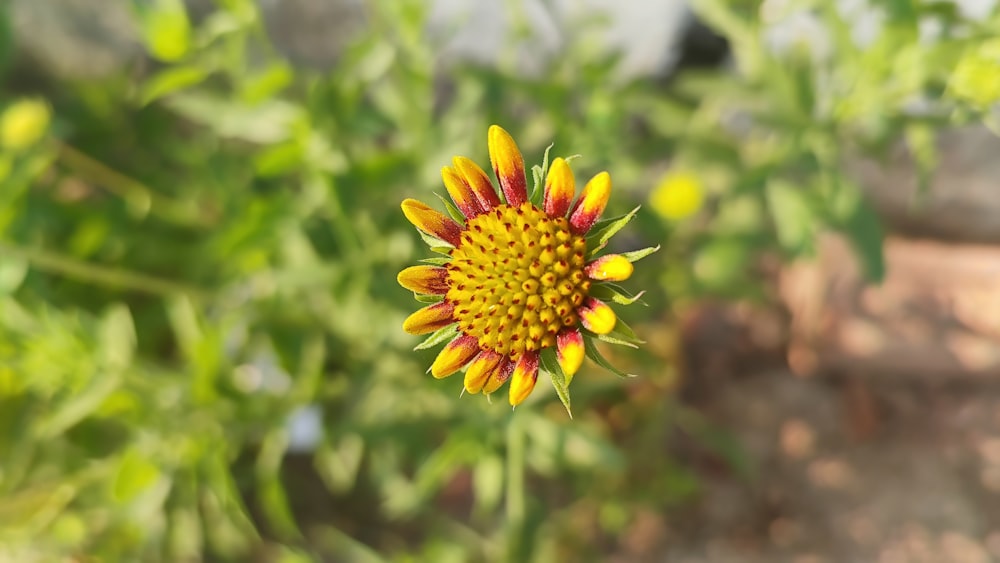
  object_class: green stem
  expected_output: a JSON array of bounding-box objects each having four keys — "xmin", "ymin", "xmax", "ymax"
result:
[
  {"xmin": 1, "ymin": 243, "xmax": 208, "ymax": 300},
  {"xmin": 505, "ymin": 413, "xmax": 526, "ymax": 562},
  {"xmin": 56, "ymin": 143, "xmax": 207, "ymax": 227}
]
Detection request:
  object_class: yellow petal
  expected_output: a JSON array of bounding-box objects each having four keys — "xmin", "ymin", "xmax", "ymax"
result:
[
  {"xmin": 578, "ymin": 297, "xmax": 616, "ymax": 335},
  {"xmin": 402, "ymin": 302, "xmax": 455, "ymax": 335},
  {"xmin": 556, "ymin": 328, "xmax": 585, "ymax": 381},
  {"xmin": 401, "ymin": 198, "xmax": 462, "ymax": 246},
  {"xmin": 543, "ymin": 157, "xmax": 575, "ymax": 218},
  {"xmin": 488, "ymin": 125, "xmax": 527, "ymax": 207},
  {"xmin": 397, "ymin": 265, "xmax": 449, "ymax": 294},
  {"xmin": 464, "ymin": 350, "xmax": 503, "ymax": 394},
  {"xmin": 483, "ymin": 357, "xmax": 515, "ymax": 394},
  {"xmin": 431, "ymin": 335, "xmax": 480, "ymax": 378},
  {"xmin": 568, "ymin": 172, "xmax": 611, "ymax": 234},
  {"xmin": 441, "ymin": 165, "xmax": 484, "ymax": 219},
  {"xmin": 452, "ymin": 156, "xmax": 501, "ymax": 210},
  {"xmin": 508, "ymin": 351, "xmax": 539, "ymax": 406},
  {"xmin": 584, "ymin": 254, "xmax": 634, "ymax": 282}
]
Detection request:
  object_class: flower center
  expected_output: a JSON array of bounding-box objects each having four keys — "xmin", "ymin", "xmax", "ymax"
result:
[{"xmin": 446, "ymin": 203, "xmax": 590, "ymax": 359}]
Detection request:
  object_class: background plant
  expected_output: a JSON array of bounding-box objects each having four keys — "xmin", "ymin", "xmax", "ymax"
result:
[{"xmin": 0, "ymin": 0, "xmax": 996, "ymax": 560}]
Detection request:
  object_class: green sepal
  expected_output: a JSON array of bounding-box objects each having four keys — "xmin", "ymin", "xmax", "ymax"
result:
[
  {"xmin": 586, "ymin": 206, "xmax": 640, "ymax": 256},
  {"xmin": 585, "ymin": 316, "xmax": 644, "ymax": 349},
  {"xmin": 435, "ymin": 193, "xmax": 467, "ymax": 224},
  {"xmin": 584, "ymin": 337, "xmax": 636, "ymax": 378},
  {"xmin": 413, "ymin": 324, "xmax": 458, "ymax": 351},
  {"xmin": 419, "ymin": 256, "xmax": 451, "ymax": 266},
  {"xmin": 589, "ymin": 283, "xmax": 647, "ymax": 306},
  {"xmin": 529, "ymin": 143, "xmax": 554, "ymax": 206},
  {"xmin": 417, "ymin": 228, "xmax": 454, "ymax": 254},
  {"xmin": 620, "ymin": 245, "xmax": 660, "ymax": 263},
  {"xmin": 413, "ymin": 293, "xmax": 443, "ymax": 304},
  {"xmin": 539, "ymin": 347, "xmax": 572, "ymax": 418}
]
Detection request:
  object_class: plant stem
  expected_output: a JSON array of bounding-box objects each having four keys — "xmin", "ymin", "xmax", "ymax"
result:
[
  {"xmin": 56, "ymin": 142, "xmax": 207, "ymax": 227},
  {"xmin": 505, "ymin": 413, "xmax": 526, "ymax": 562},
  {"xmin": 1, "ymin": 243, "xmax": 208, "ymax": 300}
]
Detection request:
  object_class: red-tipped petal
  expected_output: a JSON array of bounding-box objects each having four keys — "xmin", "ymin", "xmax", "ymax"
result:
[
  {"xmin": 431, "ymin": 334, "xmax": 480, "ymax": 378},
  {"xmin": 441, "ymin": 166, "xmax": 485, "ymax": 219},
  {"xmin": 578, "ymin": 297, "xmax": 616, "ymax": 335},
  {"xmin": 509, "ymin": 351, "xmax": 540, "ymax": 406},
  {"xmin": 397, "ymin": 265, "xmax": 449, "ymax": 294},
  {"xmin": 453, "ymin": 156, "xmax": 501, "ymax": 211},
  {"xmin": 464, "ymin": 350, "xmax": 504, "ymax": 394},
  {"xmin": 488, "ymin": 125, "xmax": 527, "ymax": 207},
  {"xmin": 543, "ymin": 157, "xmax": 575, "ymax": 218},
  {"xmin": 402, "ymin": 302, "xmax": 455, "ymax": 335},
  {"xmin": 584, "ymin": 254, "xmax": 634, "ymax": 282},
  {"xmin": 483, "ymin": 356, "xmax": 515, "ymax": 394},
  {"xmin": 568, "ymin": 171, "xmax": 611, "ymax": 234},
  {"xmin": 556, "ymin": 328, "xmax": 585, "ymax": 380},
  {"xmin": 401, "ymin": 198, "xmax": 462, "ymax": 246}
]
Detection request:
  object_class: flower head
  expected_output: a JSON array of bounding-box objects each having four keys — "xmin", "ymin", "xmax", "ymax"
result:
[{"xmin": 399, "ymin": 125, "xmax": 657, "ymax": 413}]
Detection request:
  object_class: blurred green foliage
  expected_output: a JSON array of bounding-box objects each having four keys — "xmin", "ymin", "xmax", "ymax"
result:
[{"xmin": 0, "ymin": 0, "xmax": 996, "ymax": 560}]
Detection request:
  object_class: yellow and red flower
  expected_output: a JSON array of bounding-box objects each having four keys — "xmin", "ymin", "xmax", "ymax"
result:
[{"xmin": 399, "ymin": 125, "xmax": 655, "ymax": 410}]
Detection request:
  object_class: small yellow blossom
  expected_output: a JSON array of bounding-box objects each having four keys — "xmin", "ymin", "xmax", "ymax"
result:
[
  {"xmin": 949, "ymin": 39, "xmax": 1000, "ymax": 109},
  {"xmin": 650, "ymin": 170, "xmax": 703, "ymax": 221},
  {"xmin": 0, "ymin": 99, "xmax": 51, "ymax": 151}
]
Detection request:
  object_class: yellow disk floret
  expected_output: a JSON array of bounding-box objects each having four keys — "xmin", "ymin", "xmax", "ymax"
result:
[{"xmin": 446, "ymin": 202, "xmax": 590, "ymax": 359}]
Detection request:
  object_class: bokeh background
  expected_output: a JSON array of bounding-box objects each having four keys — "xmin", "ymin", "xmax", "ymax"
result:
[{"xmin": 2, "ymin": 0, "xmax": 1000, "ymax": 561}]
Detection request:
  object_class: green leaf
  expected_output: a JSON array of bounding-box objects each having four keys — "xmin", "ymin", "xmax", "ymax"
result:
[
  {"xmin": 765, "ymin": 179, "xmax": 815, "ymax": 254},
  {"xmin": 842, "ymin": 195, "xmax": 886, "ymax": 283},
  {"xmin": 140, "ymin": 65, "xmax": 208, "ymax": 105},
  {"xmin": 254, "ymin": 142, "xmax": 303, "ymax": 177},
  {"xmin": 314, "ymin": 434, "xmax": 364, "ymax": 494},
  {"xmin": 825, "ymin": 177, "xmax": 886, "ymax": 282},
  {"xmin": 413, "ymin": 324, "xmax": 458, "ymax": 351},
  {"xmin": 540, "ymin": 348, "xmax": 572, "ymax": 418},
  {"xmin": 586, "ymin": 206, "xmax": 640, "ymax": 256},
  {"xmin": 0, "ymin": 256, "xmax": 27, "ymax": 295},
  {"xmin": 99, "ymin": 304, "xmax": 136, "ymax": 371},
  {"xmin": 114, "ymin": 449, "xmax": 161, "ymax": 503},
  {"xmin": 36, "ymin": 371, "xmax": 122, "ymax": 439},
  {"xmin": 241, "ymin": 63, "xmax": 294, "ymax": 104},
  {"xmin": 904, "ymin": 124, "xmax": 937, "ymax": 198},
  {"xmin": 584, "ymin": 338, "xmax": 636, "ymax": 378},
  {"xmin": 256, "ymin": 430, "xmax": 300, "ymax": 539},
  {"xmin": 472, "ymin": 455, "xmax": 504, "ymax": 514},
  {"xmin": 619, "ymin": 245, "xmax": 660, "ymax": 263}
]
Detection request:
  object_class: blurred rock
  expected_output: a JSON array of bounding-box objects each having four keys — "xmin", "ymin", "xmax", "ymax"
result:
[
  {"xmin": 8, "ymin": 0, "xmax": 692, "ymax": 80},
  {"xmin": 9, "ymin": 0, "xmax": 142, "ymax": 79},
  {"xmin": 849, "ymin": 126, "xmax": 1000, "ymax": 244},
  {"xmin": 428, "ymin": 0, "xmax": 690, "ymax": 79},
  {"xmin": 257, "ymin": 0, "xmax": 366, "ymax": 69},
  {"xmin": 781, "ymin": 235, "xmax": 1000, "ymax": 379}
]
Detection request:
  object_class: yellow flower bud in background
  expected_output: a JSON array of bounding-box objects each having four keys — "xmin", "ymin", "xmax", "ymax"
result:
[
  {"xmin": 1, "ymin": 99, "xmax": 51, "ymax": 151},
  {"xmin": 650, "ymin": 170, "xmax": 704, "ymax": 221}
]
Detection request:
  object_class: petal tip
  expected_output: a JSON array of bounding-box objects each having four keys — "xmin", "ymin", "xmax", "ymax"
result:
[{"xmin": 487, "ymin": 125, "xmax": 527, "ymax": 207}]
